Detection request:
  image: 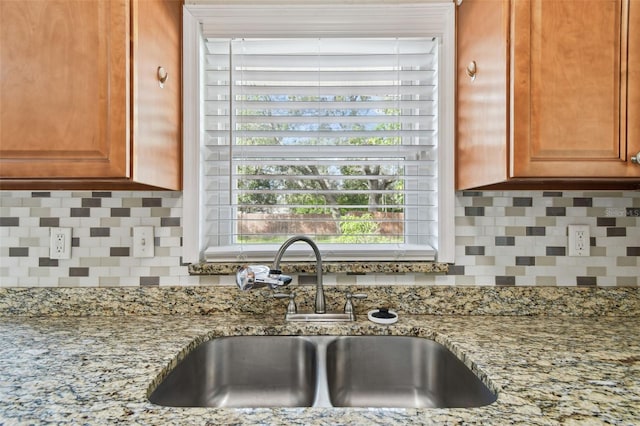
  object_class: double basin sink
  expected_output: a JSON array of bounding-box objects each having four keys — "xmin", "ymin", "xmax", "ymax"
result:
[{"xmin": 149, "ymin": 335, "xmax": 497, "ymax": 409}]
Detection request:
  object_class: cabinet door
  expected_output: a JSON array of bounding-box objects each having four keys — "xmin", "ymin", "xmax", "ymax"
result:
[
  {"xmin": 628, "ymin": 0, "xmax": 640, "ymax": 172},
  {"xmin": 512, "ymin": 0, "xmax": 639, "ymax": 178},
  {"xmin": 0, "ymin": 0, "xmax": 129, "ymax": 179},
  {"xmin": 456, "ymin": 0, "xmax": 510, "ymax": 189},
  {"xmin": 131, "ymin": 0, "xmax": 182, "ymax": 190}
]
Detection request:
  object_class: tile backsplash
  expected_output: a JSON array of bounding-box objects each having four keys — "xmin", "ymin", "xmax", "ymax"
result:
[
  {"xmin": 448, "ymin": 191, "xmax": 638, "ymax": 287},
  {"xmin": 0, "ymin": 190, "xmax": 638, "ymax": 287},
  {"xmin": 0, "ymin": 191, "xmax": 192, "ymax": 287}
]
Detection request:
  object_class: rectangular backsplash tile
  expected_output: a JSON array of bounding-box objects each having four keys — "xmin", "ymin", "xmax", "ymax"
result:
[{"xmin": 0, "ymin": 190, "xmax": 638, "ymax": 287}]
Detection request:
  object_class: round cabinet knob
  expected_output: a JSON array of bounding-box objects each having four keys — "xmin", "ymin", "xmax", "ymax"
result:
[
  {"xmin": 466, "ymin": 61, "xmax": 477, "ymax": 81},
  {"xmin": 631, "ymin": 152, "xmax": 640, "ymax": 165},
  {"xmin": 157, "ymin": 66, "xmax": 168, "ymax": 88}
]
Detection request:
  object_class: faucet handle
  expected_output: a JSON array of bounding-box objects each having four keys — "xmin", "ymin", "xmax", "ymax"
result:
[
  {"xmin": 344, "ymin": 292, "xmax": 367, "ymax": 318},
  {"xmin": 274, "ymin": 292, "xmax": 297, "ymax": 314},
  {"xmin": 347, "ymin": 292, "xmax": 367, "ymax": 300}
]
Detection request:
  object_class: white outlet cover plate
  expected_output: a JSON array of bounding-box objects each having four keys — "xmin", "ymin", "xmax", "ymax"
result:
[
  {"xmin": 568, "ymin": 224, "xmax": 590, "ymax": 257},
  {"xmin": 133, "ymin": 226, "xmax": 154, "ymax": 258},
  {"xmin": 50, "ymin": 227, "xmax": 72, "ymax": 260}
]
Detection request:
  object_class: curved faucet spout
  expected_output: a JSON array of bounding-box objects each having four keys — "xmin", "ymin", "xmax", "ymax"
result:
[{"xmin": 273, "ymin": 235, "xmax": 325, "ymax": 314}]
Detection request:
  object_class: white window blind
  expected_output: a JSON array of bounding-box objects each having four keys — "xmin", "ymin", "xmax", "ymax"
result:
[{"xmin": 203, "ymin": 37, "xmax": 439, "ymax": 261}]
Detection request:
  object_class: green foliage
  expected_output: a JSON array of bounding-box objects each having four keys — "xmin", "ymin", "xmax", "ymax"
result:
[
  {"xmin": 337, "ymin": 213, "xmax": 380, "ymax": 243},
  {"xmin": 289, "ymin": 194, "xmax": 331, "ymax": 215},
  {"xmin": 237, "ymin": 165, "xmax": 278, "ymax": 213}
]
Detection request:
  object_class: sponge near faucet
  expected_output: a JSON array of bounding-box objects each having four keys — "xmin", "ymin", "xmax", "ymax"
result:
[{"xmin": 367, "ymin": 307, "xmax": 398, "ymax": 324}]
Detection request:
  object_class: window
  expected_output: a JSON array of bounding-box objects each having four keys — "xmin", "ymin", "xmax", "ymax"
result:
[{"xmin": 183, "ymin": 1, "xmax": 455, "ymax": 263}]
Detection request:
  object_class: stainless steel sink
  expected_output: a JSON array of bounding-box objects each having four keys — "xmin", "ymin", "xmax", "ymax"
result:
[
  {"xmin": 326, "ymin": 336, "xmax": 497, "ymax": 408},
  {"xmin": 149, "ymin": 335, "xmax": 496, "ymax": 408},
  {"xmin": 148, "ymin": 336, "xmax": 317, "ymax": 407}
]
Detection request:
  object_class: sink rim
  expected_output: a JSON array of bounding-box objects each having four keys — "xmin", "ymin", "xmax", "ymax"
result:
[{"xmin": 148, "ymin": 334, "xmax": 499, "ymax": 409}]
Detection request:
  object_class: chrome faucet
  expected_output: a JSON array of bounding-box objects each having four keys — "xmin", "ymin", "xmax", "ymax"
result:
[
  {"xmin": 273, "ymin": 235, "xmax": 325, "ymax": 314},
  {"xmin": 272, "ymin": 235, "xmax": 367, "ymax": 322},
  {"xmin": 235, "ymin": 235, "xmax": 365, "ymax": 321}
]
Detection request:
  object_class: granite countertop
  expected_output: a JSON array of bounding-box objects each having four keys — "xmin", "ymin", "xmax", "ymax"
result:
[
  {"xmin": 188, "ymin": 261, "xmax": 449, "ymax": 275},
  {"xmin": 1, "ymin": 313, "xmax": 639, "ymax": 425}
]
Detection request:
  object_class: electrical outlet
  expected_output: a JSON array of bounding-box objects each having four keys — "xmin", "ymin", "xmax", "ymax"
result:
[
  {"xmin": 50, "ymin": 227, "xmax": 72, "ymax": 260},
  {"xmin": 133, "ymin": 226, "xmax": 154, "ymax": 258},
  {"xmin": 568, "ymin": 225, "xmax": 589, "ymax": 257}
]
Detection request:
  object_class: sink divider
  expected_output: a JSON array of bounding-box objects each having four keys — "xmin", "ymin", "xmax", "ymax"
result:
[{"xmin": 310, "ymin": 336, "xmax": 334, "ymax": 408}]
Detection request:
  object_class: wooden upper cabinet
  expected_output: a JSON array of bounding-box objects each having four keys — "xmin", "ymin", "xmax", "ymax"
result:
[
  {"xmin": 0, "ymin": 0, "xmax": 128, "ymax": 180},
  {"xmin": 457, "ymin": 0, "xmax": 510, "ymax": 189},
  {"xmin": 512, "ymin": 0, "xmax": 635, "ymax": 177},
  {"xmin": 0, "ymin": 0, "xmax": 182, "ymax": 190},
  {"xmin": 457, "ymin": 0, "xmax": 640, "ymax": 189},
  {"xmin": 131, "ymin": 0, "xmax": 182, "ymax": 190},
  {"xmin": 627, "ymin": 0, "xmax": 640, "ymax": 180}
]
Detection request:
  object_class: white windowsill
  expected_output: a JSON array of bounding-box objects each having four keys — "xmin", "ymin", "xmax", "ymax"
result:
[{"xmin": 204, "ymin": 243, "xmax": 436, "ymax": 262}]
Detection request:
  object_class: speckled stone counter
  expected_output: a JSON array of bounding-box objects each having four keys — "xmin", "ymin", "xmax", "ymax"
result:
[
  {"xmin": 188, "ymin": 261, "xmax": 449, "ymax": 275},
  {"xmin": 1, "ymin": 286, "xmax": 639, "ymax": 424},
  {"xmin": 2, "ymin": 285, "xmax": 639, "ymax": 316},
  {"xmin": 1, "ymin": 314, "xmax": 639, "ymax": 425}
]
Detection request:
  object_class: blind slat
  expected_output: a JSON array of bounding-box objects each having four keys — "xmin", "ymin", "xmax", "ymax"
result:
[
  {"xmin": 233, "ymin": 84, "xmax": 435, "ymax": 97},
  {"xmin": 236, "ymin": 114, "xmax": 435, "ymax": 125},
  {"xmin": 232, "ymin": 129, "xmax": 435, "ymax": 138},
  {"xmin": 230, "ymin": 159, "xmax": 434, "ymax": 167},
  {"xmin": 223, "ymin": 38, "xmax": 437, "ymax": 53},
  {"xmin": 224, "ymin": 100, "xmax": 434, "ymax": 109},
  {"xmin": 221, "ymin": 69, "xmax": 435, "ymax": 82},
  {"xmin": 231, "ymin": 53, "xmax": 435, "ymax": 68},
  {"xmin": 235, "ymin": 173, "xmax": 433, "ymax": 181}
]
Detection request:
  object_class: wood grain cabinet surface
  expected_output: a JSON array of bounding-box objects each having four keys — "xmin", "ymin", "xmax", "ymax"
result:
[
  {"xmin": 0, "ymin": 0, "xmax": 182, "ymax": 190},
  {"xmin": 456, "ymin": 0, "xmax": 640, "ymax": 190}
]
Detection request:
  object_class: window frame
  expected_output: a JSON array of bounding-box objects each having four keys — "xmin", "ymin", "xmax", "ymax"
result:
[{"xmin": 182, "ymin": 0, "xmax": 455, "ymax": 264}]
